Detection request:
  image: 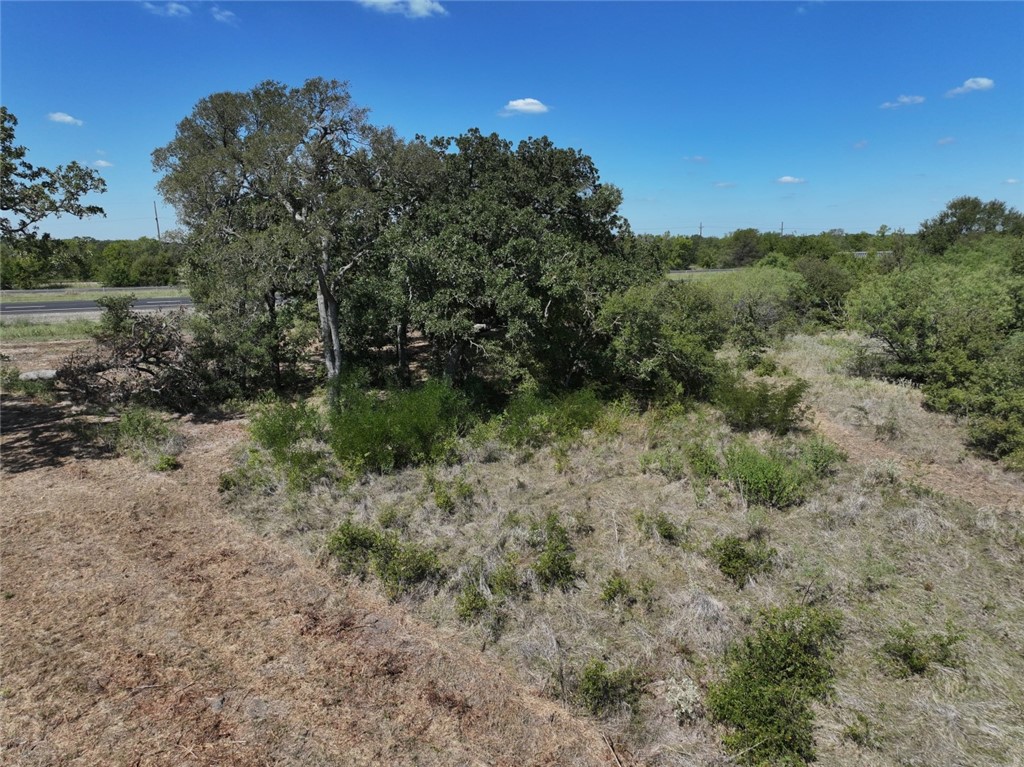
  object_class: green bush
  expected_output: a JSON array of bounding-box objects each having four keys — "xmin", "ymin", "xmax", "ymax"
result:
[
  {"xmin": 249, "ymin": 400, "xmax": 326, "ymax": 490},
  {"xmin": 707, "ymin": 605, "xmax": 843, "ymax": 765},
  {"xmin": 638, "ymin": 447, "xmax": 686, "ymax": 481},
  {"xmin": 635, "ymin": 510, "xmax": 687, "ymax": 546},
  {"xmin": 714, "ymin": 375, "xmax": 809, "ymax": 435},
  {"xmin": 327, "ymin": 379, "xmax": 471, "ymax": 475},
  {"xmin": 724, "ymin": 441, "xmax": 806, "ymax": 508},
  {"xmin": 498, "ymin": 387, "xmax": 604, "ymax": 449},
  {"xmin": 600, "ymin": 573, "xmax": 637, "ymax": 606},
  {"xmin": 531, "ymin": 513, "xmax": 582, "ymax": 591},
  {"xmin": 799, "ymin": 436, "xmax": 847, "ymax": 478},
  {"xmin": 597, "ymin": 280, "xmax": 727, "ymax": 398},
  {"xmin": 880, "ymin": 622, "xmax": 965, "ymax": 677},
  {"xmin": 576, "ymin": 659, "xmax": 646, "ymax": 716},
  {"xmin": 326, "ymin": 520, "xmax": 443, "ymax": 600},
  {"xmin": 116, "ymin": 406, "xmax": 184, "ymax": 470},
  {"xmin": 710, "ymin": 535, "xmax": 776, "ymax": 587},
  {"xmin": 685, "ymin": 440, "xmax": 721, "ymax": 481},
  {"xmin": 455, "ymin": 581, "xmax": 489, "ymax": 621}
]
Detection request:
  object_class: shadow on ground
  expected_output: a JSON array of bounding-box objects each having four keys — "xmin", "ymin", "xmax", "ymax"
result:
[{"xmin": 0, "ymin": 396, "xmax": 114, "ymax": 474}]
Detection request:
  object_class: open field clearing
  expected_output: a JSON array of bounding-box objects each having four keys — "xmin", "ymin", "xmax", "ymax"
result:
[{"xmin": 0, "ymin": 320, "xmax": 100, "ymax": 342}]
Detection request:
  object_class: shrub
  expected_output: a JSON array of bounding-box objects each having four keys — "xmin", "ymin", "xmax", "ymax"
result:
[
  {"xmin": 115, "ymin": 406, "xmax": 184, "ymax": 470},
  {"xmin": 531, "ymin": 513, "xmax": 582, "ymax": 591},
  {"xmin": 249, "ymin": 399, "xmax": 326, "ymax": 489},
  {"xmin": 880, "ymin": 622, "xmax": 965, "ymax": 677},
  {"xmin": 707, "ymin": 605, "xmax": 842, "ymax": 765},
  {"xmin": 576, "ymin": 659, "xmax": 646, "ymax": 716},
  {"xmin": 710, "ymin": 535, "xmax": 776, "ymax": 588},
  {"xmin": 327, "ymin": 379, "xmax": 471, "ymax": 475},
  {"xmin": 638, "ymin": 447, "xmax": 686, "ymax": 481},
  {"xmin": 685, "ymin": 440, "xmax": 721, "ymax": 481},
  {"xmin": 635, "ymin": 510, "xmax": 687, "ymax": 546},
  {"xmin": 455, "ymin": 581, "xmax": 489, "ymax": 622},
  {"xmin": 326, "ymin": 520, "xmax": 443, "ymax": 599},
  {"xmin": 597, "ymin": 280, "xmax": 727, "ymax": 398},
  {"xmin": 499, "ymin": 387, "xmax": 603, "ymax": 449},
  {"xmin": 600, "ymin": 573, "xmax": 636, "ymax": 607},
  {"xmin": 715, "ymin": 375, "xmax": 809, "ymax": 435},
  {"xmin": 724, "ymin": 441, "xmax": 806, "ymax": 508},
  {"xmin": 799, "ymin": 436, "xmax": 846, "ymax": 478}
]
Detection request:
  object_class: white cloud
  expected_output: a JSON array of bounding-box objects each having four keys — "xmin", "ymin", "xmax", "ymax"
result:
[
  {"xmin": 777, "ymin": 176, "xmax": 806, "ymax": 184},
  {"xmin": 1005, "ymin": 179, "xmax": 1021, "ymax": 185},
  {"xmin": 500, "ymin": 98, "xmax": 549, "ymax": 116},
  {"xmin": 94, "ymin": 160, "xmax": 114, "ymax": 168},
  {"xmin": 684, "ymin": 155, "xmax": 709, "ymax": 164},
  {"xmin": 946, "ymin": 77, "xmax": 994, "ymax": 97},
  {"xmin": 713, "ymin": 181, "xmax": 736, "ymax": 189},
  {"xmin": 936, "ymin": 136, "xmax": 955, "ymax": 146},
  {"xmin": 358, "ymin": 0, "xmax": 446, "ymax": 18},
  {"xmin": 853, "ymin": 139, "xmax": 868, "ymax": 150},
  {"xmin": 211, "ymin": 5, "xmax": 237, "ymax": 23},
  {"xmin": 880, "ymin": 94, "xmax": 925, "ymax": 109},
  {"xmin": 48, "ymin": 112, "xmax": 83, "ymax": 126},
  {"xmin": 143, "ymin": 2, "xmax": 191, "ymax": 18}
]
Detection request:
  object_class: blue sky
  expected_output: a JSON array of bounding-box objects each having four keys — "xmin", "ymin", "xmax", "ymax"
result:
[{"xmin": 2, "ymin": 1, "xmax": 1022, "ymax": 240}]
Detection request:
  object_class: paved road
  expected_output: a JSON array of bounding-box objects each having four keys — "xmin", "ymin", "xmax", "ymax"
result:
[{"xmin": 0, "ymin": 296, "xmax": 193, "ymax": 318}]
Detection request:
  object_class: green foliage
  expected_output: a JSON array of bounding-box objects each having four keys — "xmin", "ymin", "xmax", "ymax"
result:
[
  {"xmin": 600, "ymin": 573, "xmax": 637, "ymax": 607},
  {"xmin": 327, "ymin": 379, "xmax": 471, "ymax": 475},
  {"xmin": 793, "ymin": 256, "xmax": 856, "ymax": 326},
  {"xmin": 685, "ymin": 440, "xmax": 721, "ymax": 481},
  {"xmin": 326, "ymin": 520, "xmax": 443, "ymax": 600},
  {"xmin": 498, "ymin": 387, "xmax": 603, "ymax": 449},
  {"xmin": 597, "ymin": 280, "xmax": 727, "ymax": 399},
  {"xmin": 455, "ymin": 581, "xmax": 489, "ymax": 621},
  {"xmin": 638, "ymin": 447, "xmax": 686, "ymax": 481},
  {"xmin": 635, "ymin": 510, "xmax": 687, "ymax": 546},
  {"xmin": 710, "ymin": 535, "xmax": 776, "ymax": 587},
  {"xmin": 880, "ymin": 622, "xmax": 965, "ymax": 677},
  {"xmin": 530, "ymin": 513, "xmax": 582, "ymax": 591},
  {"xmin": 714, "ymin": 375, "xmax": 809, "ymax": 435},
  {"xmin": 724, "ymin": 441, "xmax": 806, "ymax": 508},
  {"xmin": 917, "ymin": 196, "xmax": 1024, "ymax": 255},
  {"xmin": 799, "ymin": 436, "xmax": 846, "ymax": 478},
  {"xmin": 249, "ymin": 399, "xmax": 326, "ymax": 490},
  {"xmin": 429, "ymin": 473, "xmax": 474, "ymax": 514},
  {"xmin": 576, "ymin": 659, "xmax": 646, "ymax": 716},
  {"xmin": 707, "ymin": 605, "xmax": 843, "ymax": 766},
  {"xmin": 115, "ymin": 406, "xmax": 184, "ymax": 470}
]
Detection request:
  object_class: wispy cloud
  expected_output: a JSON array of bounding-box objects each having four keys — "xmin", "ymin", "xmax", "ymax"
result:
[
  {"xmin": 94, "ymin": 160, "xmax": 114, "ymax": 168},
  {"xmin": 946, "ymin": 77, "xmax": 994, "ymax": 97},
  {"xmin": 48, "ymin": 112, "xmax": 83, "ymax": 126},
  {"xmin": 358, "ymin": 0, "xmax": 447, "ymax": 18},
  {"xmin": 853, "ymin": 139, "xmax": 868, "ymax": 150},
  {"xmin": 713, "ymin": 181, "xmax": 736, "ymax": 189},
  {"xmin": 1005, "ymin": 178, "xmax": 1021, "ymax": 185},
  {"xmin": 211, "ymin": 5, "xmax": 237, "ymax": 24},
  {"xmin": 777, "ymin": 176, "xmax": 806, "ymax": 184},
  {"xmin": 142, "ymin": 2, "xmax": 191, "ymax": 18},
  {"xmin": 500, "ymin": 98, "xmax": 549, "ymax": 116},
  {"xmin": 880, "ymin": 94, "xmax": 925, "ymax": 109},
  {"xmin": 683, "ymin": 155, "xmax": 709, "ymax": 164},
  {"xmin": 936, "ymin": 136, "xmax": 955, "ymax": 146}
]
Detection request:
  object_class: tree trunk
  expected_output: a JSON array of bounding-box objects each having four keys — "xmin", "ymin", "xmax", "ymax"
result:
[
  {"xmin": 316, "ymin": 265, "xmax": 342, "ymax": 380},
  {"xmin": 396, "ymin": 317, "xmax": 410, "ymax": 385}
]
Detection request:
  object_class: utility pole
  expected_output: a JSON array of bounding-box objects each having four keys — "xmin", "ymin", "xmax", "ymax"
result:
[
  {"xmin": 153, "ymin": 202, "xmax": 161, "ymax": 241},
  {"xmin": 780, "ymin": 221, "xmax": 784, "ymax": 236}
]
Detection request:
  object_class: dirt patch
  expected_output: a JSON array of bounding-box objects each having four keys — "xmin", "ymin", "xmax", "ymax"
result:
[
  {"xmin": 0, "ymin": 401, "xmax": 619, "ymax": 766},
  {"xmin": 1, "ymin": 340, "xmax": 92, "ymax": 373}
]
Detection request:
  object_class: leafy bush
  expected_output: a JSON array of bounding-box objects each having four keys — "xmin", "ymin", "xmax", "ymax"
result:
[
  {"xmin": 707, "ymin": 605, "xmax": 843, "ymax": 765},
  {"xmin": 455, "ymin": 581, "xmax": 489, "ymax": 621},
  {"xmin": 327, "ymin": 379, "xmax": 471, "ymax": 475},
  {"xmin": 638, "ymin": 447, "xmax": 686, "ymax": 481},
  {"xmin": 576, "ymin": 659, "xmax": 646, "ymax": 716},
  {"xmin": 327, "ymin": 520, "xmax": 443, "ymax": 600},
  {"xmin": 799, "ymin": 436, "xmax": 846, "ymax": 478},
  {"xmin": 724, "ymin": 441, "xmax": 806, "ymax": 508},
  {"xmin": 635, "ymin": 510, "xmax": 687, "ymax": 546},
  {"xmin": 249, "ymin": 399, "xmax": 326, "ymax": 489},
  {"xmin": 115, "ymin": 406, "xmax": 184, "ymax": 470},
  {"xmin": 530, "ymin": 513, "xmax": 582, "ymax": 591},
  {"xmin": 498, "ymin": 387, "xmax": 604, "ymax": 449},
  {"xmin": 685, "ymin": 440, "xmax": 721, "ymax": 481},
  {"xmin": 714, "ymin": 375, "xmax": 809, "ymax": 435},
  {"xmin": 597, "ymin": 280, "xmax": 727, "ymax": 398},
  {"xmin": 710, "ymin": 535, "xmax": 776, "ymax": 587},
  {"xmin": 600, "ymin": 573, "xmax": 636, "ymax": 606},
  {"xmin": 880, "ymin": 622, "xmax": 965, "ymax": 677}
]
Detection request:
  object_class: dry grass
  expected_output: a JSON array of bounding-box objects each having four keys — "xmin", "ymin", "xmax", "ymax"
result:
[
  {"xmin": 0, "ymin": 398, "xmax": 618, "ymax": 767},
  {"xmin": 227, "ymin": 333, "xmax": 1024, "ymax": 766}
]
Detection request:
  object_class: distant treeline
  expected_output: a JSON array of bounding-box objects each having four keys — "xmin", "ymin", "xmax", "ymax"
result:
[{"xmin": 1, "ymin": 236, "xmax": 183, "ymax": 289}]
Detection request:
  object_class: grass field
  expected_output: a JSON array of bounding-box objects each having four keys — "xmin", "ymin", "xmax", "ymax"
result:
[
  {"xmin": 0, "ymin": 286, "xmax": 188, "ymax": 304},
  {"xmin": 0, "ymin": 318, "xmax": 99, "ymax": 341}
]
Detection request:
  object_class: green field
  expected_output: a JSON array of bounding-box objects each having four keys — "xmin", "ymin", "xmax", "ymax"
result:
[{"xmin": 0, "ymin": 286, "xmax": 188, "ymax": 304}]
